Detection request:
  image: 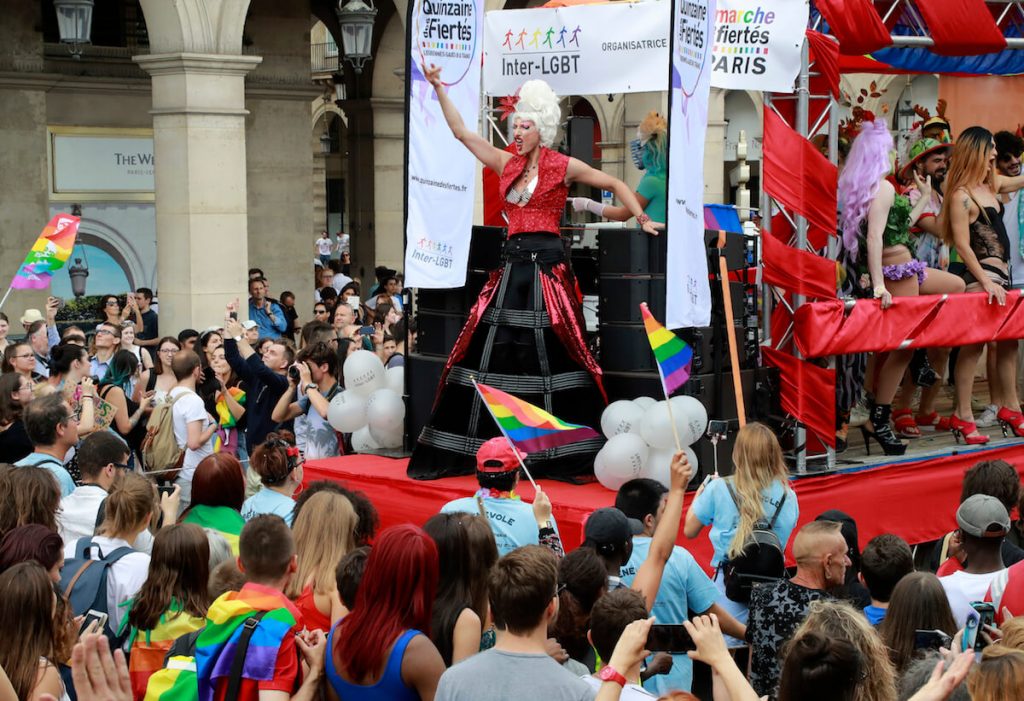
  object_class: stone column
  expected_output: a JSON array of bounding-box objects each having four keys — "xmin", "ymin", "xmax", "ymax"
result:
[
  {"xmin": 339, "ymin": 98, "xmax": 376, "ymax": 282},
  {"xmin": 134, "ymin": 53, "xmax": 261, "ymax": 332}
]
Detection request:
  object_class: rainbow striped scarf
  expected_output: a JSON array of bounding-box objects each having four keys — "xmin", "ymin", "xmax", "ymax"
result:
[
  {"xmin": 181, "ymin": 505, "xmax": 244, "ymax": 555},
  {"xmin": 195, "ymin": 587, "xmax": 298, "ymax": 701}
]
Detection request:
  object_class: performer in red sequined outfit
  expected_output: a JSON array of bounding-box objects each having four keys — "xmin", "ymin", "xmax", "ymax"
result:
[{"xmin": 408, "ymin": 67, "xmax": 660, "ymax": 481}]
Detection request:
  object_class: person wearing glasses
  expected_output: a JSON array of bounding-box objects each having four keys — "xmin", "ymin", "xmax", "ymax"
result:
[
  {"xmin": 0, "ymin": 373, "xmax": 34, "ymax": 463},
  {"xmin": 89, "ymin": 321, "xmax": 122, "ymax": 380},
  {"xmin": 13, "ymin": 393, "xmax": 82, "ymax": 496},
  {"xmin": 56, "ymin": 430, "xmax": 155, "ymax": 554},
  {"xmin": 1, "ymin": 341, "xmax": 41, "ymax": 385},
  {"xmin": 99, "ymin": 293, "xmax": 143, "ymax": 328}
]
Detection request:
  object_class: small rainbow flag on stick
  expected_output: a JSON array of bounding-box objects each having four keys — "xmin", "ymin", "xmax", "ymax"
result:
[
  {"xmin": 641, "ymin": 302, "xmax": 693, "ymax": 396},
  {"xmin": 9, "ymin": 214, "xmax": 80, "ymax": 290},
  {"xmin": 474, "ymin": 380, "xmax": 599, "ymax": 455}
]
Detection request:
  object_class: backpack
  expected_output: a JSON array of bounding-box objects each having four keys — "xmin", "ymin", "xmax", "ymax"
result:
[
  {"xmin": 142, "ymin": 611, "xmax": 269, "ymax": 701},
  {"xmin": 59, "ymin": 538, "xmax": 136, "ymax": 648},
  {"xmin": 720, "ymin": 480, "xmax": 788, "ymax": 604},
  {"xmin": 141, "ymin": 391, "xmax": 188, "ymax": 483}
]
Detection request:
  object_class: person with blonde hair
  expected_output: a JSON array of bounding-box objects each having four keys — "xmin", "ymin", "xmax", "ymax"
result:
[
  {"xmin": 409, "ymin": 66, "xmax": 658, "ymax": 481},
  {"xmin": 940, "ymin": 126, "xmax": 1024, "ymax": 443},
  {"xmin": 967, "ymin": 644, "xmax": 1024, "ymax": 700},
  {"xmin": 286, "ymin": 490, "xmax": 358, "ymax": 632},
  {"xmin": 684, "ymin": 421, "xmax": 798, "ymax": 636},
  {"xmin": 788, "ymin": 599, "xmax": 898, "ymax": 701}
]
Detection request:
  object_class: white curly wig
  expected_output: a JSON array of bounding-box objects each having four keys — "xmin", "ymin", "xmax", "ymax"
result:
[{"xmin": 513, "ymin": 80, "xmax": 561, "ymax": 148}]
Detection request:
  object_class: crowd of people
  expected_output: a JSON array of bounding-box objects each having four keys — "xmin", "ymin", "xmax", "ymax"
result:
[{"xmin": 836, "ymin": 113, "xmax": 1024, "ymax": 456}]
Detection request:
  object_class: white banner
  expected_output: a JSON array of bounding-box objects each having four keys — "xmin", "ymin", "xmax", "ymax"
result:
[
  {"xmin": 483, "ymin": 2, "xmax": 670, "ymax": 97},
  {"xmin": 404, "ymin": 0, "xmax": 484, "ymax": 289},
  {"xmin": 667, "ymin": 0, "xmax": 716, "ymax": 329},
  {"xmin": 710, "ymin": 0, "xmax": 808, "ymax": 91}
]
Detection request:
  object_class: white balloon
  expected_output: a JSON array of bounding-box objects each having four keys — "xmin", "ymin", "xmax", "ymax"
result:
[
  {"xmin": 343, "ymin": 350, "xmax": 386, "ymax": 398},
  {"xmin": 385, "ymin": 366, "xmax": 404, "ymax": 395},
  {"xmin": 633, "ymin": 396, "xmax": 657, "ymax": 410},
  {"xmin": 670, "ymin": 395, "xmax": 709, "ymax": 446},
  {"xmin": 369, "ymin": 423, "xmax": 403, "ymax": 449},
  {"xmin": 641, "ymin": 447, "xmax": 676, "ymax": 489},
  {"xmin": 640, "ymin": 401, "xmax": 677, "ymax": 450},
  {"xmin": 641, "ymin": 446, "xmax": 700, "ymax": 489},
  {"xmin": 365, "ymin": 388, "xmax": 406, "ymax": 434},
  {"xmin": 600, "ymin": 400, "xmax": 645, "ymax": 439},
  {"xmin": 594, "ymin": 433, "xmax": 649, "ymax": 491},
  {"xmin": 351, "ymin": 426, "xmax": 380, "ymax": 453},
  {"xmin": 326, "ymin": 391, "xmax": 367, "ymax": 433}
]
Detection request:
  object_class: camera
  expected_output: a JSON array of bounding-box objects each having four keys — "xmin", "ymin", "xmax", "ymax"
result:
[{"xmin": 288, "ymin": 366, "xmax": 301, "ymax": 382}]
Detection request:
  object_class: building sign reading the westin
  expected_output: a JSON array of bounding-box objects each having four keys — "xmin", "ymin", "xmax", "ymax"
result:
[{"xmin": 52, "ymin": 134, "xmax": 155, "ymax": 193}]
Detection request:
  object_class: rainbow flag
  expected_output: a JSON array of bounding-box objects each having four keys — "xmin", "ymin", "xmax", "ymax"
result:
[
  {"xmin": 9, "ymin": 214, "xmax": 80, "ymax": 290},
  {"xmin": 125, "ymin": 604, "xmax": 205, "ymax": 700},
  {"xmin": 143, "ymin": 656, "xmax": 198, "ymax": 701},
  {"xmin": 195, "ymin": 588, "xmax": 298, "ymax": 701},
  {"xmin": 641, "ymin": 303, "xmax": 693, "ymax": 395},
  {"xmin": 475, "ymin": 381, "xmax": 599, "ymax": 453}
]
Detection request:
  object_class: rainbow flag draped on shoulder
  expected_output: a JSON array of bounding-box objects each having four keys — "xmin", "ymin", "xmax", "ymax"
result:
[
  {"xmin": 474, "ymin": 381, "xmax": 599, "ymax": 453},
  {"xmin": 181, "ymin": 504, "xmax": 244, "ymax": 555},
  {"xmin": 9, "ymin": 214, "xmax": 80, "ymax": 290},
  {"xmin": 194, "ymin": 589, "xmax": 298, "ymax": 701},
  {"xmin": 640, "ymin": 302, "xmax": 693, "ymax": 395}
]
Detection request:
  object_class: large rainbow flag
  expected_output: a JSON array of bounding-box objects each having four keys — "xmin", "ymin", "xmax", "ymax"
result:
[
  {"xmin": 181, "ymin": 504, "xmax": 244, "ymax": 555},
  {"xmin": 475, "ymin": 381, "xmax": 599, "ymax": 454},
  {"xmin": 641, "ymin": 302, "xmax": 693, "ymax": 396},
  {"xmin": 9, "ymin": 214, "xmax": 80, "ymax": 290}
]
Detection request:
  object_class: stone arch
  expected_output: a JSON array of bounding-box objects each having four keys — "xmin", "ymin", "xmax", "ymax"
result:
[
  {"xmin": 138, "ymin": 0, "xmax": 251, "ymax": 55},
  {"xmin": 313, "ymin": 99, "xmax": 347, "ymax": 130},
  {"xmin": 74, "ymin": 217, "xmax": 151, "ymax": 292}
]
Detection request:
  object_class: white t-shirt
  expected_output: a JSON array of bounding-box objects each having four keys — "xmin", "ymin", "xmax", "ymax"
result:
[
  {"xmin": 67, "ymin": 535, "xmax": 150, "ymax": 635},
  {"xmin": 317, "ymin": 237, "xmax": 334, "ymax": 256},
  {"xmin": 331, "ymin": 272, "xmax": 354, "ymax": 295},
  {"xmin": 169, "ymin": 386, "xmax": 213, "ymax": 481},
  {"xmin": 581, "ymin": 675, "xmax": 654, "ymax": 699},
  {"xmin": 940, "ymin": 569, "xmax": 1005, "ymax": 626},
  {"xmin": 337, "ymin": 233, "xmax": 350, "ymax": 254},
  {"xmin": 59, "ymin": 484, "xmax": 153, "ymax": 555}
]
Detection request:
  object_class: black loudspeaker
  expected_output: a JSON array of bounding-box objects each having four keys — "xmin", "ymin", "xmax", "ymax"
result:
[
  {"xmin": 567, "ymin": 116, "xmax": 595, "ymax": 166},
  {"xmin": 407, "ymin": 353, "xmax": 447, "ymax": 440}
]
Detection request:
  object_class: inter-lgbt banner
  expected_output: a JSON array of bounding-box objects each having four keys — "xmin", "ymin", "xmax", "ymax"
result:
[
  {"xmin": 404, "ymin": 0, "xmax": 484, "ymax": 289},
  {"xmin": 666, "ymin": 0, "xmax": 716, "ymax": 329},
  {"xmin": 8, "ymin": 214, "xmax": 80, "ymax": 291}
]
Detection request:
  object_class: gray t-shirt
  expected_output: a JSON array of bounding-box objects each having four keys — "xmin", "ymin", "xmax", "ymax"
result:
[{"xmin": 436, "ymin": 649, "xmax": 595, "ymax": 701}]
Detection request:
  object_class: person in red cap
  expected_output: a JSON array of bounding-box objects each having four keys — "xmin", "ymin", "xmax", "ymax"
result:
[{"xmin": 440, "ymin": 437, "xmax": 558, "ymax": 556}]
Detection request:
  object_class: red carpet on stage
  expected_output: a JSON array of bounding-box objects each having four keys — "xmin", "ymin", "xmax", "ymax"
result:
[{"xmin": 305, "ymin": 444, "xmax": 1024, "ymax": 570}]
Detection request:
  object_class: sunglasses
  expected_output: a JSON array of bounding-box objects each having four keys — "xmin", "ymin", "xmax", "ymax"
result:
[
  {"xmin": 113, "ymin": 462, "xmax": 131, "ymax": 470},
  {"xmin": 105, "ymin": 300, "xmax": 120, "ymax": 307}
]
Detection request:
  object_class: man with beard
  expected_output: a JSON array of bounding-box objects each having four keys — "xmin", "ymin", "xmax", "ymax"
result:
[
  {"xmin": 892, "ymin": 137, "xmax": 953, "ymax": 438},
  {"xmin": 996, "ymin": 131, "xmax": 1024, "ymax": 288}
]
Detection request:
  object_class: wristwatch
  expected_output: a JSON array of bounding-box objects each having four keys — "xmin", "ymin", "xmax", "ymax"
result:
[
  {"xmin": 597, "ymin": 666, "xmax": 627, "ymax": 687},
  {"xmin": 303, "ymin": 383, "xmax": 318, "ymax": 393}
]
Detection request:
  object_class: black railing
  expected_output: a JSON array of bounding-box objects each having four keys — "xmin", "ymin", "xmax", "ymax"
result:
[{"xmin": 311, "ymin": 42, "xmax": 340, "ymax": 73}]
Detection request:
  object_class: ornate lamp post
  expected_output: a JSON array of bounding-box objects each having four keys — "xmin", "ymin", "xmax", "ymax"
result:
[
  {"xmin": 52, "ymin": 0, "xmax": 94, "ymax": 59},
  {"xmin": 335, "ymin": 0, "xmax": 378, "ymax": 75}
]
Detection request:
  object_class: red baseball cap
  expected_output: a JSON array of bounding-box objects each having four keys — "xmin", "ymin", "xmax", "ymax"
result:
[{"xmin": 476, "ymin": 437, "xmax": 519, "ymax": 473}]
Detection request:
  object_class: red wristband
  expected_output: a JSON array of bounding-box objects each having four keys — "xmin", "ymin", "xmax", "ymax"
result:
[{"xmin": 598, "ymin": 666, "xmax": 627, "ymax": 687}]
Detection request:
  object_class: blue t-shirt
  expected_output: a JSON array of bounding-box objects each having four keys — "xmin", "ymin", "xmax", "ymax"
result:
[
  {"xmin": 241, "ymin": 487, "xmax": 295, "ymax": 526},
  {"xmin": 637, "ymin": 172, "xmax": 667, "ymax": 222},
  {"xmin": 441, "ymin": 496, "xmax": 555, "ymax": 557},
  {"xmin": 15, "ymin": 452, "xmax": 76, "ymax": 497},
  {"xmin": 864, "ymin": 604, "xmax": 886, "ymax": 626},
  {"xmin": 619, "ymin": 537, "xmax": 718, "ymax": 695},
  {"xmin": 690, "ymin": 477, "xmax": 799, "ymax": 567}
]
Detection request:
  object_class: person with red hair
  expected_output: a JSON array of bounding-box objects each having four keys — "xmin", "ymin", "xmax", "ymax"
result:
[
  {"xmin": 325, "ymin": 524, "xmax": 445, "ymax": 701},
  {"xmin": 180, "ymin": 453, "xmax": 246, "ymax": 554}
]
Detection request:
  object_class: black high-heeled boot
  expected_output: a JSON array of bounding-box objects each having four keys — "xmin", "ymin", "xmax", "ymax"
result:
[{"xmin": 860, "ymin": 402, "xmax": 907, "ymax": 456}]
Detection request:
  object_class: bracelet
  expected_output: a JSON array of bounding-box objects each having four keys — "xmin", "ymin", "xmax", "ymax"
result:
[
  {"xmin": 81, "ymin": 395, "xmax": 94, "ymax": 401},
  {"xmin": 636, "ymin": 213, "xmax": 652, "ymax": 226},
  {"xmin": 872, "ymin": 285, "xmax": 888, "ymax": 299}
]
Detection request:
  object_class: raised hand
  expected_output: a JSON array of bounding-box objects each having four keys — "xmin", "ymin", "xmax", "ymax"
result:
[{"xmin": 422, "ymin": 62, "xmax": 443, "ymax": 88}]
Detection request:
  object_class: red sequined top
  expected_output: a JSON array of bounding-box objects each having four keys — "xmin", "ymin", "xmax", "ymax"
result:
[{"xmin": 499, "ymin": 147, "xmax": 570, "ymax": 237}]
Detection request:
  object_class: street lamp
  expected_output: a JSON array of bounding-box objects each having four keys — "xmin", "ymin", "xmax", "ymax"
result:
[
  {"xmin": 52, "ymin": 0, "xmax": 94, "ymax": 59},
  {"xmin": 320, "ymin": 130, "xmax": 333, "ymax": 155},
  {"xmin": 335, "ymin": 0, "xmax": 377, "ymax": 75},
  {"xmin": 67, "ymin": 202, "xmax": 89, "ymax": 297}
]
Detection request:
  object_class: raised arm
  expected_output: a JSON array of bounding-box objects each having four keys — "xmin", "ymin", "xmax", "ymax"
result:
[
  {"xmin": 422, "ymin": 63, "xmax": 511, "ymax": 175},
  {"xmin": 632, "ymin": 452, "xmax": 691, "ymax": 611},
  {"xmin": 565, "ymin": 158, "xmax": 661, "ymax": 235}
]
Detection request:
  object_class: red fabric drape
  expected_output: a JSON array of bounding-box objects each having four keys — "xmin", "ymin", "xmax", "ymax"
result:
[
  {"xmin": 794, "ymin": 291, "xmax": 1024, "ymax": 357},
  {"xmin": 761, "ymin": 230, "xmax": 837, "ymax": 300},
  {"xmin": 806, "ymin": 30, "xmax": 840, "ymax": 99},
  {"xmin": 761, "ymin": 346, "xmax": 835, "ymax": 446},
  {"xmin": 770, "ymin": 297, "xmax": 794, "ymax": 355},
  {"xmin": 815, "ymin": 0, "xmax": 893, "ymax": 56},
  {"xmin": 482, "ymin": 167, "xmax": 504, "ymax": 227},
  {"xmin": 915, "ymin": 0, "xmax": 1005, "ymax": 56},
  {"xmin": 763, "ymin": 110, "xmax": 838, "ymax": 244}
]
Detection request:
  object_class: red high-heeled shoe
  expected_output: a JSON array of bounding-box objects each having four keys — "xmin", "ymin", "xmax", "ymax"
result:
[
  {"xmin": 997, "ymin": 407, "xmax": 1024, "ymax": 438},
  {"xmin": 948, "ymin": 415, "xmax": 990, "ymax": 445}
]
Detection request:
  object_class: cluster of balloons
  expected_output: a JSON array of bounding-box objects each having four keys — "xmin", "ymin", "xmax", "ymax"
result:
[
  {"xmin": 594, "ymin": 395, "xmax": 708, "ymax": 491},
  {"xmin": 326, "ymin": 350, "xmax": 406, "ymax": 450}
]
